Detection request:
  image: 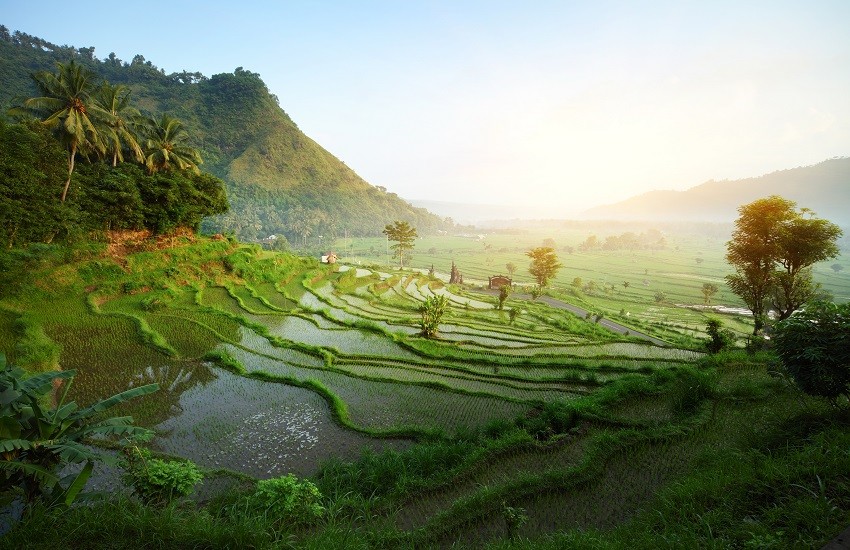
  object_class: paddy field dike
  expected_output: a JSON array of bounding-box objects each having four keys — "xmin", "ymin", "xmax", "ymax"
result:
[{"xmin": 2, "ymin": 235, "xmax": 848, "ymax": 548}]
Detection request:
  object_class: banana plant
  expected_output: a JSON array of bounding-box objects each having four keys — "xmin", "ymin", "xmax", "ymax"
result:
[{"xmin": 0, "ymin": 354, "xmax": 158, "ymax": 506}]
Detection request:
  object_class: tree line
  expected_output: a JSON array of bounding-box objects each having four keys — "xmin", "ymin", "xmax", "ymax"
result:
[{"xmin": 1, "ymin": 61, "xmax": 228, "ymax": 248}]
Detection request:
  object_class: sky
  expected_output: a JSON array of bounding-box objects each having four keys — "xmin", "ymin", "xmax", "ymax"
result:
[{"xmin": 3, "ymin": 1, "xmax": 850, "ymax": 215}]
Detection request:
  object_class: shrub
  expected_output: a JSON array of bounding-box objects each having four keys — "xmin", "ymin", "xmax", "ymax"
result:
[
  {"xmin": 0, "ymin": 356, "xmax": 157, "ymax": 506},
  {"xmin": 669, "ymin": 369, "xmax": 717, "ymax": 418},
  {"xmin": 248, "ymin": 474, "xmax": 324, "ymax": 525},
  {"xmin": 773, "ymin": 301, "xmax": 850, "ymax": 403},
  {"xmin": 122, "ymin": 281, "xmax": 143, "ymax": 294},
  {"xmin": 140, "ymin": 295, "xmax": 168, "ymax": 312},
  {"xmin": 419, "ymin": 295, "xmax": 449, "ymax": 338},
  {"xmin": 704, "ymin": 319, "xmax": 736, "ymax": 354},
  {"xmin": 508, "ymin": 308, "xmax": 519, "ymax": 325},
  {"xmin": 502, "ymin": 501, "xmax": 528, "ymax": 540},
  {"xmin": 122, "ymin": 447, "xmax": 203, "ymax": 507},
  {"xmin": 498, "ymin": 285, "xmax": 512, "ymax": 310},
  {"xmin": 518, "ymin": 401, "xmax": 578, "ymax": 440}
]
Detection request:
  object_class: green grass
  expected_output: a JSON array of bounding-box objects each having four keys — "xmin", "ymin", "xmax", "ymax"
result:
[
  {"xmin": 0, "ymin": 308, "xmax": 20, "ymax": 362},
  {"xmin": 4, "ymin": 234, "xmax": 849, "ymax": 548}
]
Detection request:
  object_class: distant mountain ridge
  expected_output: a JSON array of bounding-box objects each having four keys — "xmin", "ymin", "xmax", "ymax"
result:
[
  {"xmin": 0, "ymin": 26, "xmax": 448, "ymax": 243},
  {"xmin": 582, "ymin": 158, "xmax": 850, "ymax": 224}
]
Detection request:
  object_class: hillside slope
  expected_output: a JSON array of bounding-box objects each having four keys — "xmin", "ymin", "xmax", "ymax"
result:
[
  {"xmin": 0, "ymin": 27, "xmax": 447, "ymax": 243},
  {"xmin": 582, "ymin": 158, "xmax": 850, "ymax": 223}
]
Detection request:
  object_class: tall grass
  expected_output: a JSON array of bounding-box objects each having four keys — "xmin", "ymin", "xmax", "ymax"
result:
[{"xmin": 11, "ymin": 312, "xmax": 61, "ymax": 372}]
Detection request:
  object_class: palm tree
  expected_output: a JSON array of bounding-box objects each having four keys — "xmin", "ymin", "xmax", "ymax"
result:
[
  {"xmin": 94, "ymin": 83, "xmax": 143, "ymax": 167},
  {"xmin": 15, "ymin": 61, "xmax": 108, "ymax": 202},
  {"xmin": 141, "ymin": 114, "xmax": 202, "ymax": 174}
]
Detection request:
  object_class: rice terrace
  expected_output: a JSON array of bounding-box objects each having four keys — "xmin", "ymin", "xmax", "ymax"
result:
[
  {"xmin": 3, "ymin": 220, "xmax": 850, "ymax": 547},
  {"xmin": 2, "ymin": 6, "xmax": 850, "ymax": 549}
]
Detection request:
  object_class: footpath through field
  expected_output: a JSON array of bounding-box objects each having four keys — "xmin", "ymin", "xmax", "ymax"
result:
[{"xmin": 474, "ymin": 289, "xmax": 669, "ymax": 347}]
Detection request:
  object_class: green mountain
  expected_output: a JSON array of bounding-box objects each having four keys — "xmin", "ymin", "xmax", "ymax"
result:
[
  {"xmin": 0, "ymin": 26, "xmax": 448, "ymax": 244},
  {"xmin": 582, "ymin": 158, "xmax": 850, "ymax": 224}
]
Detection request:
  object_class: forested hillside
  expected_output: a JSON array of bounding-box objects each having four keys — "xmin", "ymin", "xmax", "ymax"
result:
[{"xmin": 0, "ymin": 26, "xmax": 449, "ymax": 245}]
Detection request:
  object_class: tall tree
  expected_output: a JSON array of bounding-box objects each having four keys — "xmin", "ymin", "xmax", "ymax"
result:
[
  {"xmin": 771, "ymin": 213, "xmax": 842, "ymax": 320},
  {"xmin": 383, "ymin": 221, "xmax": 417, "ymax": 269},
  {"xmin": 526, "ymin": 246, "xmax": 562, "ymax": 287},
  {"xmin": 14, "ymin": 60, "xmax": 107, "ymax": 202},
  {"xmin": 726, "ymin": 196, "xmax": 842, "ymax": 333},
  {"xmin": 93, "ymin": 83, "xmax": 142, "ymax": 167},
  {"xmin": 701, "ymin": 283, "xmax": 718, "ymax": 305},
  {"xmin": 141, "ymin": 114, "xmax": 201, "ymax": 174}
]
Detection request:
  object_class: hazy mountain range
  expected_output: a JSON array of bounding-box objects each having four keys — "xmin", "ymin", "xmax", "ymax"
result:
[
  {"xmin": 415, "ymin": 158, "xmax": 850, "ymax": 225},
  {"xmin": 581, "ymin": 158, "xmax": 850, "ymax": 224}
]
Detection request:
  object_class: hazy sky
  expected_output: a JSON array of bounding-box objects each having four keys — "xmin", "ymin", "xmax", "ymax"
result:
[{"xmin": 3, "ymin": 1, "xmax": 849, "ymax": 214}]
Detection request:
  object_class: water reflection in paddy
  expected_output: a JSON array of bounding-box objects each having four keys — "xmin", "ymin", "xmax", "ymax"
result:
[{"xmin": 152, "ymin": 367, "xmax": 409, "ymax": 478}]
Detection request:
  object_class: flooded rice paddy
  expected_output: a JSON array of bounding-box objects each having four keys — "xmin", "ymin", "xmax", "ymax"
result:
[{"xmin": 40, "ymin": 262, "xmax": 702, "ymax": 481}]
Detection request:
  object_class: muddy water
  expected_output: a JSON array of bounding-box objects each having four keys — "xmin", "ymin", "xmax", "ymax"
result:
[{"xmin": 151, "ymin": 367, "xmax": 409, "ymax": 478}]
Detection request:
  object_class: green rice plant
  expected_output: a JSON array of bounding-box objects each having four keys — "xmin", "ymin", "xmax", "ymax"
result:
[
  {"xmin": 253, "ymin": 282, "xmax": 297, "ymax": 310},
  {"xmin": 12, "ymin": 312, "xmax": 61, "ymax": 373},
  {"xmin": 333, "ymin": 359, "xmax": 582, "ymax": 403},
  {"xmin": 143, "ymin": 313, "xmax": 225, "ymax": 359},
  {"xmin": 1, "ymin": 495, "xmax": 279, "ymax": 548},
  {"xmin": 228, "ymin": 284, "xmax": 283, "ymax": 314},
  {"xmin": 96, "ymin": 298, "xmax": 178, "ymax": 358},
  {"xmin": 315, "ymin": 437, "xmax": 480, "ymax": 501}
]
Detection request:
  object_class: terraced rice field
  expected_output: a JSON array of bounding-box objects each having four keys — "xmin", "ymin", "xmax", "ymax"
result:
[
  {"xmin": 49, "ymin": 258, "xmax": 704, "ymax": 481},
  {"xmin": 18, "ymin": 239, "xmax": 845, "ymax": 547}
]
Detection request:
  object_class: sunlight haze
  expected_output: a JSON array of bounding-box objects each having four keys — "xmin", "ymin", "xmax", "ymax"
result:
[{"xmin": 3, "ymin": 0, "xmax": 849, "ymax": 214}]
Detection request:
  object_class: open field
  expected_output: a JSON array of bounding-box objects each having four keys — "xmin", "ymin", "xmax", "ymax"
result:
[{"xmin": 330, "ymin": 221, "xmax": 850, "ymax": 343}]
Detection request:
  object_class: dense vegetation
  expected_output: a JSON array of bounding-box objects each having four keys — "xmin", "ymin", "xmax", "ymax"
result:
[
  {"xmin": 0, "ymin": 229, "xmax": 847, "ymax": 547},
  {"xmin": 0, "ymin": 27, "xmax": 450, "ymax": 245},
  {"xmin": 0, "ymin": 118, "xmax": 227, "ymax": 248},
  {"xmin": 2, "ymin": 23, "xmax": 849, "ymax": 550},
  {"xmin": 725, "ymin": 196, "xmax": 842, "ymax": 333}
]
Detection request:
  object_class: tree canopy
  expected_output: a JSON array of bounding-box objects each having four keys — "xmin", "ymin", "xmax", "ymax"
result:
[
  {"xmin": 383, "ymin": 221, "xmax": 417, "ymax": 269},
  {"xmin": 526, "ymin": 246, "xmax": 562, "ymax": 287},
  {"xmin": 725, "ymin": 196, "xmax": 842, "ymax": 333},
  {"xmin": 2, "ymin": 60, "xmax": 227, "ymax": 247},
  {"xmin": 0, "ymin": 120, "xmax": 69, "ymax": 247}
]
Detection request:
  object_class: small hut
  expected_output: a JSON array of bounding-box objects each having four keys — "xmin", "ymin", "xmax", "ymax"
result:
[
  {"xmin": 321, "ymin": 252, "xmax": 338, "ymax": 264},
  {"xmin": 488, "ymin": 275, "xmax": 512, "ymax": 290}
]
